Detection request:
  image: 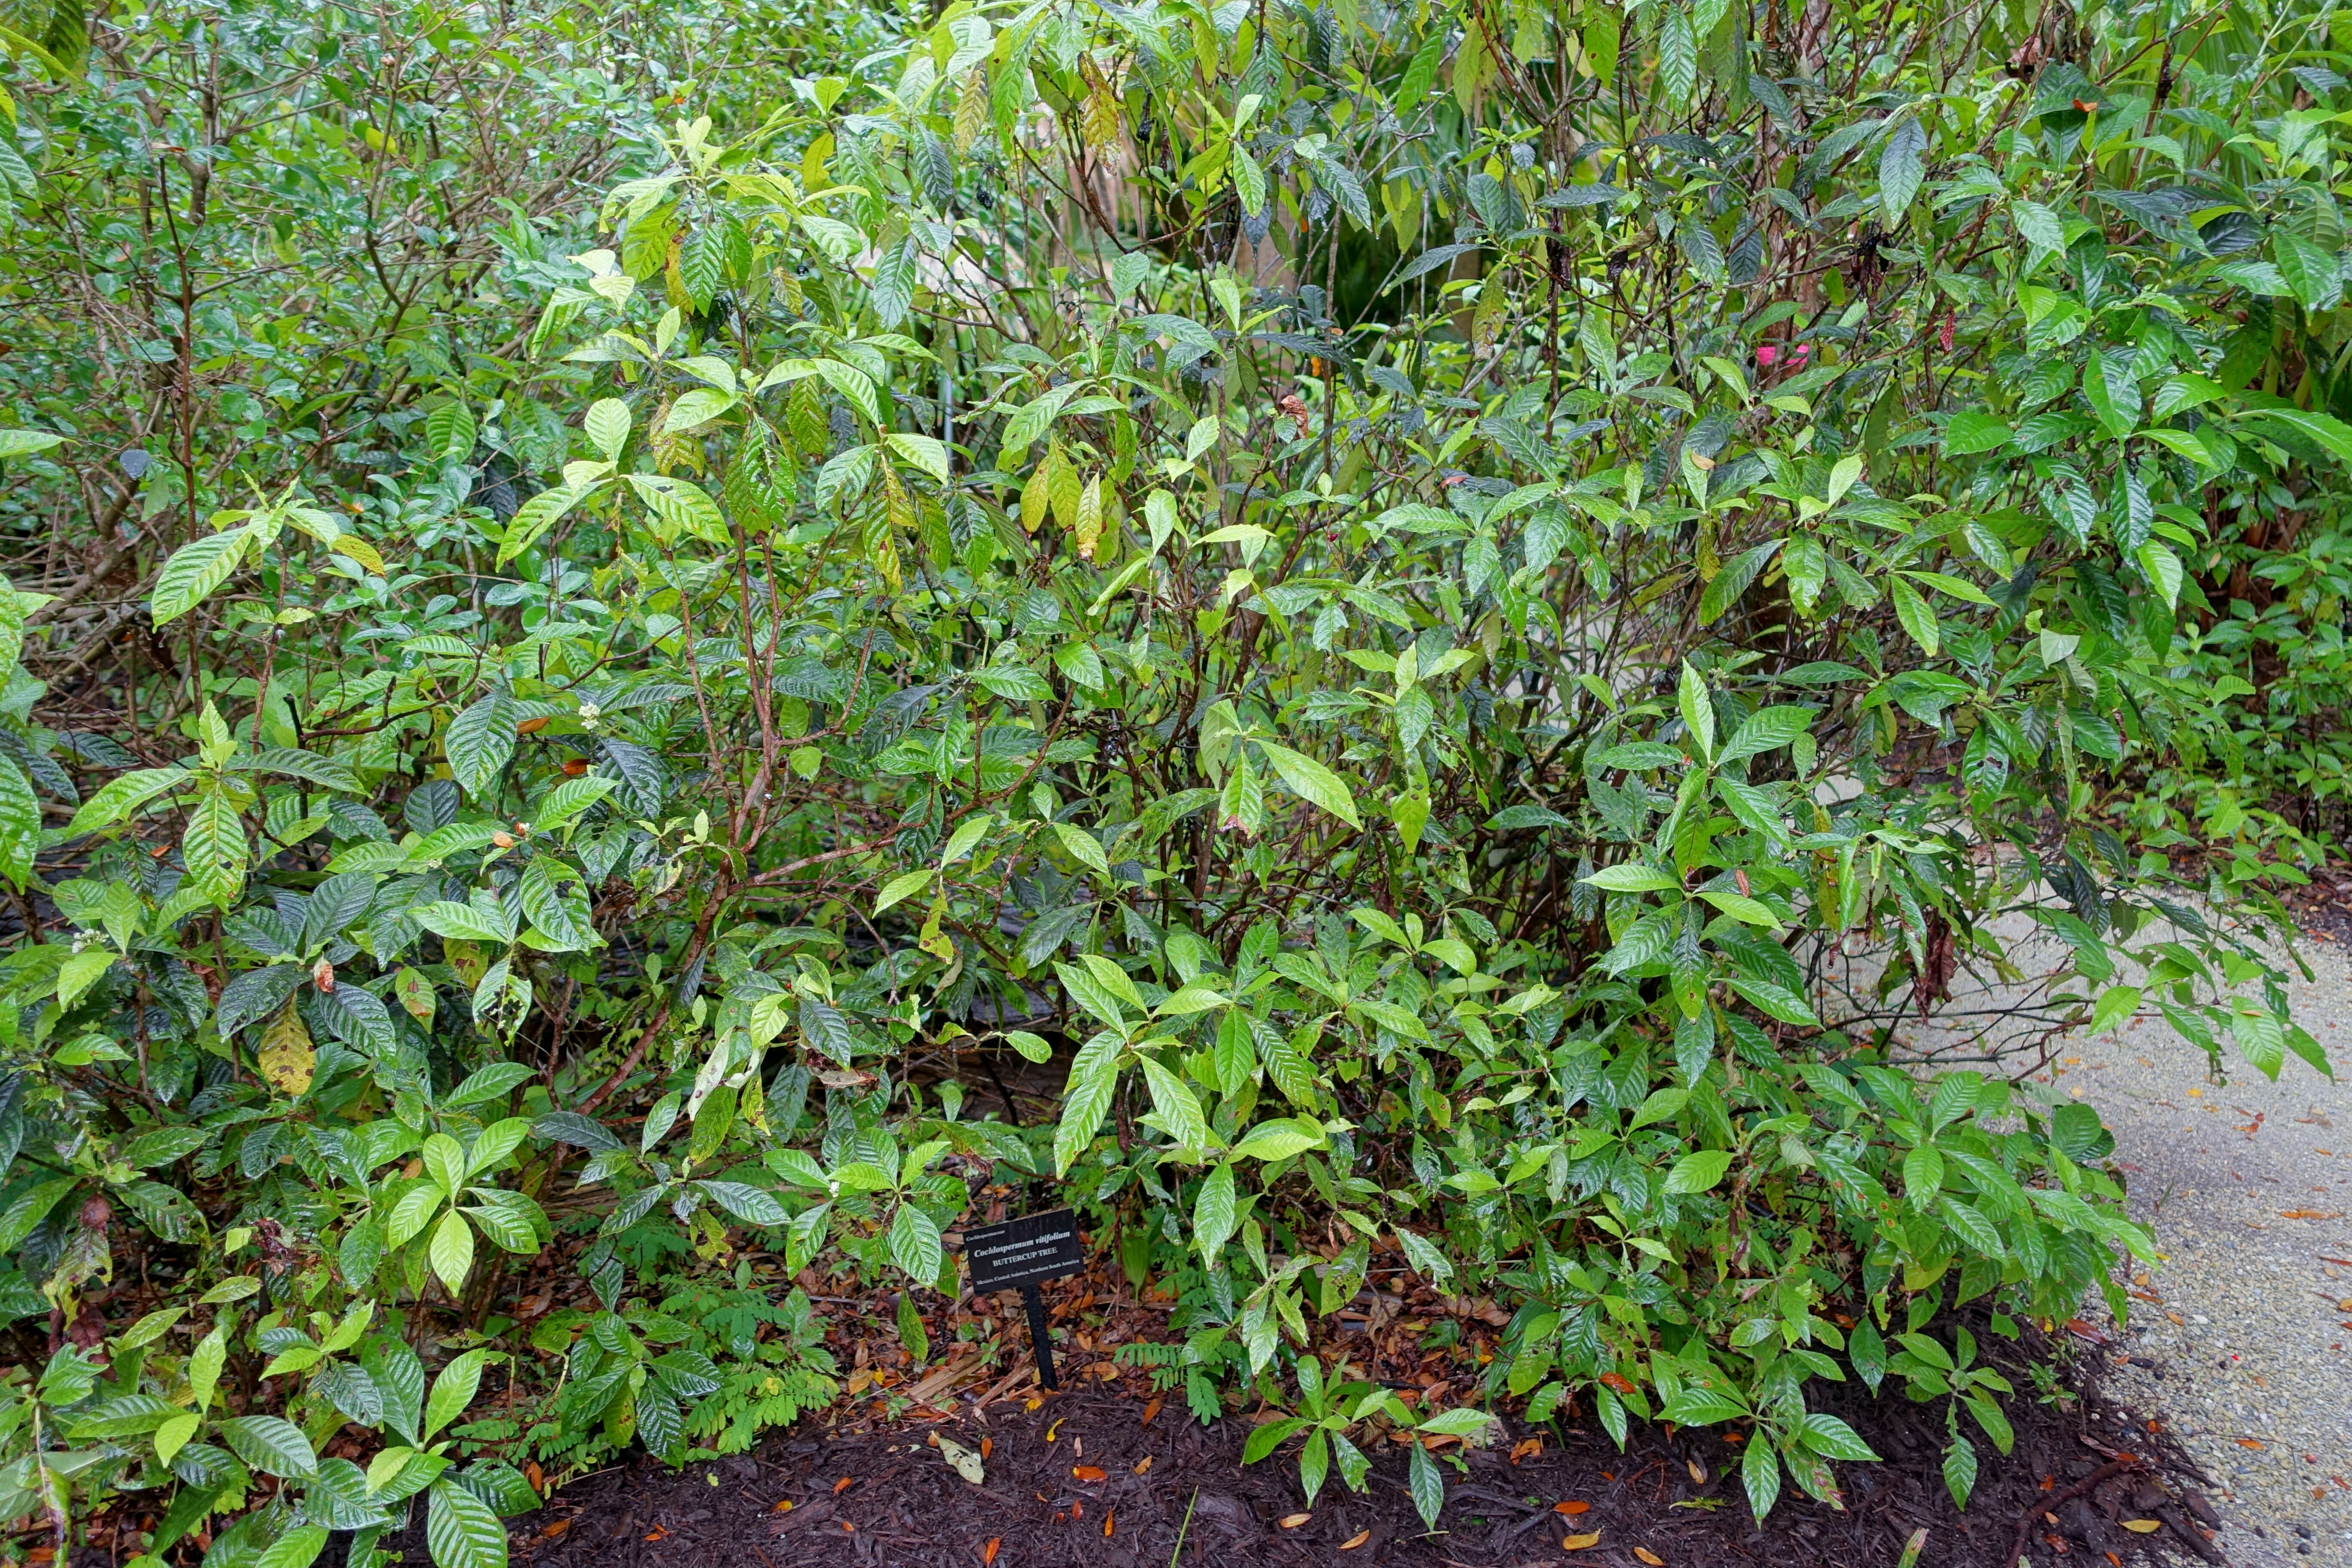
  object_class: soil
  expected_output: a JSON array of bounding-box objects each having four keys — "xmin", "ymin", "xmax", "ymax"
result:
[
  {"xmin": 2283, "ymin": 864, "xmax": 2352, "ymax": 948},
  {"xmin": 475, "ymin": 1331, "xmax": 2232, "ymax": 1568}
]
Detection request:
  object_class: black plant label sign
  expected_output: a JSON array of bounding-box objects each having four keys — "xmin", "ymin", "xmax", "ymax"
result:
[
  {"xmin": 964, "ymin": 1208, "xmax": 1083, "ymax": 1292},
  {"xmin": 962, "ymin": 1208, "xmax": 1084, "ymax": 1389}
]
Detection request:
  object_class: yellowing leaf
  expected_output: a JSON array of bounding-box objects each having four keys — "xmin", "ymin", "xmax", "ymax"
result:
[
  {"xmin": 259, "ymin": 1004, "xmax": 314, "ymax": 1097},
  {"xmin": 1562, "ymin": 1532, "xmax": 1602, "ymax": 1550}
]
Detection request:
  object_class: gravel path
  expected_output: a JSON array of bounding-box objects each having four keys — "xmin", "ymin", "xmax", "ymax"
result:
[{"xmin": 2065, "ymin": 931, "xmax": 2352, "ymax": 1565}]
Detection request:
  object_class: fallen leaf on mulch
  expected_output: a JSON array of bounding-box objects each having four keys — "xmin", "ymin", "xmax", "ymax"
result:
[
  {"xmin": 1132, "ymin": 1456, "xmax": 1151, "ymax": 1474},
  {"xmin": 1635, "ymin": 1550, "xmax": 1667, "ymax": 1565},
  {"xmin": 833, "ymin": 1476, "xmax": 857, "ymax": 1492},
  {"xmin": 2122, "ymin": 1520, "xmax": 2162, "ymax": 1533},
  {"xmin": 1556, "ymin": 1500, "xmax": 1591, "ymax": 1514},
  {"xmin": 1072, "ymin": 1465, "xmax": 1106, "ymax": 1481},
  {"xmin": 1141, "ymin": 1398, "xmax": 1161, "ymax": 1424},
  {"xmin": 538, "ymin": 1519, "xmax": 570, "ymax": 1538},
  {"xmin": 1340, "ymin": 1529, "xmax": 1371, "ymax": 1549},
  {"xmin": 1279, "ymin": 1512, "xmax": 1311, "ymax": 1528},
  {"xmin": 1510, "ymin": 1436, "xmax": 1541, "ymax": 1463},
  {"xmin": 1562, "ymin": 1532, "xmax": 1602, "ymax": 1550},
  {"xmin": 2279, "ymin": 1210, "xmax": 2343, "ymax": 1219},
  {"xmin": 982, "ymin": 1540, "xmax": 999, "ymax": 1565}
]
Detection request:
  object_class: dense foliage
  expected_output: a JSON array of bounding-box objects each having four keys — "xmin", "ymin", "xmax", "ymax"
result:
[{"xmin": 0, "ymin": 0, "xmax": 2346, "ymax": 1563}]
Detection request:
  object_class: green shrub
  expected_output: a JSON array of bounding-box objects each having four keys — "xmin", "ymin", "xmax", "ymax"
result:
[{"xmin": 0, "ymin": 0, "xmax": 2343, "ymax": 1562}]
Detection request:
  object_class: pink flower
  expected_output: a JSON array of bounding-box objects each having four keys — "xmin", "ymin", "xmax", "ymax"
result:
[{"xmin": 1755, "ymin": 345, "xmax": 1778, "ymax": 368}]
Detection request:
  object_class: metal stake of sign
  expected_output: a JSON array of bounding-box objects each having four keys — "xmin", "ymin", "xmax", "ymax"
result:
[
  {"xmin": 962, "ymin": 1208, "xmax": 1084, "ymax": 1393},
  {"xmin": 1020, "ymin": 1282, "xmax": 1057, "ymax": 1389}
]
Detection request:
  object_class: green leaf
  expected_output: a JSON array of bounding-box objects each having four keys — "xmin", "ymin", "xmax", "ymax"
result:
[
  {"xmin": 1942, "ymin": 412, "xmax": 2012, "ymax": 456},
  {"xmin": 444, "ymin": 693, "xmax": 515, "ymax": 800},
  {"xmin": 1878, "ymin": 114, "xmax": 1928, "ymax": 223},
  {"xmin": 1742, "ymin": 1427, "xmax": 1782, "ymax": 1520},
  {"xmin": 874, "ymin": 867, "xmax": 936, "ymax": 915},
  {"xmin": 1942, "ymin": 1434, "xmax": 1978, "ymax": 1510},
  {"xmin": 1051, "ymin": 821, "xmax": 1111, "ymax": 876},
  {"xmin": 427, "ymin": 1209, "xmax": 476, "ymax": 1295},
  {"xmin": 64, "ymin": 767, "xmax": 187, "ymax": 836},
  {"xmin": 1664, "ymin": 1148, "xmax": 1733, "ymax": 1193},
  {"xmin": 151, "ymin": 526, "xmax": 253, "ymax": 625},
  {"xmin": 1677, "ymin": 661, "xmax": 1715, "ymax": 760},
  {"xmin": 2272, "ymin": 228, "xmax": 2344, "ymax": 315},
  {"xmin": 2135, "ymin": 542, "xmax": 2182, "ymax": 609},
  {"xmin": 1137, "ymin": 1052, "xmax": 1213, "ymax": 1150},
  {"xmin": 584, "ymin": 398, "xmax": 632, "ymax": 463},
  {"xmin": 1697, "ymin": 541, "xmax": 1781, "ymax": 624},
  {"xmin": 1242, "ymin": 1415, "xmax": 1308, "ymax": 1464},
  {"xmin": 415, "ymin": 900, "xmax": 517, "ymax": 946},
  {"xmin": 1254, "ymin": 741, "xmax": 1363, "ymax": 829},
  {"xmin": 423, "ymin": 1348, "xmax": 490, "ymax": 1442},
  {"xmin": 1407, "ymin": 1437, "xmax": 1445, "ymax": 1528},
  {"xmin": 1659, "ymin": 1386, "xmax": 1746, "ymax": 1424},
  {"xmin": 496, "ymin": 481, "xmax": 595, "ymax": 567},
  {"xmin": 1902, "ymin": 1143, "xmax": 1945, "ymax": 1208},
  {"xmin": 626, "ymin": 474, "xmax": 729, "ymax": 545},
  {"xmin": 1718, "ymin": 705, "xmax": 1814, "ymax": 764},
  {"xmin": 532, "ymin": 775, "xmax": 616, "ymax": 833},
  {"xmin": 427, "ymin": 1475, "xmax": 508, "ymax": 1568},
  {"xmin": 882, "ymin": 432, "xmax": 950, "ymax": 482},
  {"xmin": 182, "ymin": 790, "xmax": 249, "ymax": 905},
  {"xmin": 1229, "ymin": 1117, "xmax": 1326, "ymax": 1162},
  {"xmin": 1798, "ymin": 1412, "xmax": 1880, "ymax": 1462},
  {"xmin": 1052, "ymin": 1030, "xmax": 1124, "ymax": 1176},
  {"xmin": 256, "ymin": 1525, "xmax": 329, "ymax": 1568},
  {"xmin": 1193, "ymin": 1161, "xmax": 1236, "ymax": 1259},
  {"xmin": 1581, "ymin": 862, "xmax": 1680, "ymax": 892},
  {"xmin": 1889, "ymin": 577, "xmax": 1939, "ymax": 656},
  {"xmin": 888, "ymin": 1202, "xmax": 943, "ymax": 1280},
  {"xmin": 218, "ymin": 1415, "xmax": 317, "ymax": 1478},
  {"xmin": 0, "ymin": 755, "xmax": 35, "ymax": 889},
  {"xmin": 0, "ymin": 428, "xmax": 63, "ymax": 459}
]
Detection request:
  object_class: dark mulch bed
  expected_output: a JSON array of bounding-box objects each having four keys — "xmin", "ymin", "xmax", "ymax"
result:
[
  {"xmin": 482, "ymin": 1335, "xmax": 2232, "ymax": 1568},
  {"xmin": 2286, "ymin": 864, "xmax": 2352, "ymax": 948}
]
